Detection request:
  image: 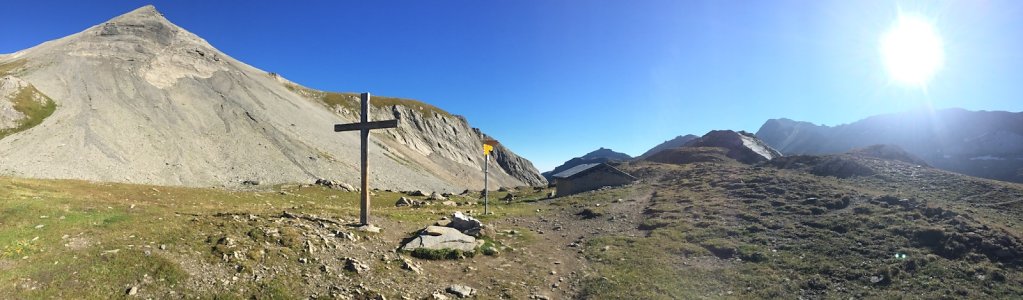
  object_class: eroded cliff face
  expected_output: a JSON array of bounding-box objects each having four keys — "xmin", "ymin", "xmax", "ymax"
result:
[{"xmin": 303, "ymin": 90, "xmax": 547, "ymax": 189}]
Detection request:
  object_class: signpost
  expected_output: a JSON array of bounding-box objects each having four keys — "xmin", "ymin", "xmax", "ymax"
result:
[
  {"xmin": 482, "ymin": 139, "xmax": 499, "ymax": 214},
  {"xmin": 334, "ymin": 92, "xmax": 399, "ymax": 226}
]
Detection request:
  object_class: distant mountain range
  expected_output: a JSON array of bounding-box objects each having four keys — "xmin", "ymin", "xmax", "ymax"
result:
[
  {"xmin": 755, "ymin": 108, "xmax": 1023, "ymax": 183},
  {"xmin": 643, "ymin": 130, "xmax": 781, "ymax": 165},
  {"xmin": 545, "ymin": 108, "xmax": 1023, "ymax": 184}
]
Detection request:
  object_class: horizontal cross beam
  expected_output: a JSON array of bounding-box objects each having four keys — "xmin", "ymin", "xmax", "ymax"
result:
[{"xmin": 334, "ymin": 119, "xmax": 399, "ymax": 132}]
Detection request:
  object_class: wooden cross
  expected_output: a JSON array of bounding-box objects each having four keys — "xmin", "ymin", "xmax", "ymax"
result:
[{"xmin": 334, "ymin": 92, "xmax": 399, "ymax": 226}]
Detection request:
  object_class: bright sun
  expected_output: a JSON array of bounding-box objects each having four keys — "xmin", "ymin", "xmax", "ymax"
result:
[{"xmin": 880, "ymin": 14, "xmax": 944, "ymax": 87}]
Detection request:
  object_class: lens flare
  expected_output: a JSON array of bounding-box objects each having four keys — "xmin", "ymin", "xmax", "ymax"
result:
[{"xmin": 880, "ymin": 14, "xmax": 944, "ymax": 87}]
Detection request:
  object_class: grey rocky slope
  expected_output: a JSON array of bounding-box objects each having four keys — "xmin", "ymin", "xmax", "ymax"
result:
[
  {"xmin": 756, "ymin": 108, "xmax": 1023, "ymax": 183},
  {"xmin": 541, "ymin": 147, "xmax": 631, "ymax": 180},
  {"xmin": 636, "ymin": 134, "xmax": 698, "ymax": 160},
  {"xmin": 0, "ymin": 5, "xmax": 545, "ymax": 191}
]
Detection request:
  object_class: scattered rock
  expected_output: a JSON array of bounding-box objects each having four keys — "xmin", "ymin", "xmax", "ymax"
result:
[
  {"xmin": 126, "ymin": 286, "xmax": 138, "ymax": 296},
  {"xmin": 400, "ymin": 226, "xmax": 481, "ymax": 253},
  {"xmin": 869, "ymin": 275, "xmax": 885, "ymax": 284},
  {"xmin": 442, "ymin": 201, "xmax": 458, "ymax": 207},
  {"xmin": 314, "ymin": 178, "xmax": 355, "ymax": 191},
  {"xmin": 429, "ymin": 192, "xmax": 447, "ymax": 201},
  {"xmin": 343, "ymin": 257, "xmax": 369, "ymax": 274},
  {"xmin": 501, "ymin": 193, "xmax": 515, "ymax": 201},
  {"xmin": 577, "ymin": 208, "xmax": 603, "ymax": 219},
  {"xmin": 241, "ymin": 180, "xmax": 260, "ymax": 186},
  {"xmin": 400, "ymin": 258, "xmax": 422, "ymax": 274},
  {"xmin": 395, "ymin": 197, "xmax": 416, "ymax": 207},
  {"xmin": 446, "ymin": 284, "xmax": 476, "ymax": 298},
  {"xmin": 408, "ymin": 190, "xmax": 427, "ymax": 197},
  {"xmin": 429, "ymin": 292, "xmax": 450, "ymax": 300},
  {"xmin": 356, "ymin": 224, "xmax": 381, "ymax": 233},
  {"xmin": 217, "ymin": 236, "xmax": 236, "ymax": 247},
  {"xmin": 448, "ymin": 212, "xmax": 483, "ymax": 236},
  {"xmin": 335, "ymin": 230, "xmax": 359, "ymax": 241}
]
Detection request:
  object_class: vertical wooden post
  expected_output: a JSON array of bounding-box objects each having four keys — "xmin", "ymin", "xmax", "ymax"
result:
[
  {"xmin": 333, "ymin": 92, "xmax": 396, "ymax": 228},
  {"xmin": 360, "ymin": 92, "xmax": 370, "ymax": 225}
]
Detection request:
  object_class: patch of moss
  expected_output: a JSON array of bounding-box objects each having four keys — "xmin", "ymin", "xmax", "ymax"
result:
[
  {"xmin": 0, "ymin": 59, "xmax": 27, "ymax": 76},
  {"xmin": 284, "ymin": 83, "xmax": 452, "ymax": 118},
  {"xmin": 0, "ymin": 85, "xmax": 56, "ymax": 140},
  {"xmin": 409, "ymin": 247, "xmax": 476, "ymax": 260},
  {"xmin": 479, "ymin": 236, "xmax": 503, "ymax": 256}
]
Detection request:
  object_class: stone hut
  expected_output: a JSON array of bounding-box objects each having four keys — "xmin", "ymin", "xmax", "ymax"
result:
[{"xmin": 552, "ymin": 163, "xmax": 636, "ymax": 197}]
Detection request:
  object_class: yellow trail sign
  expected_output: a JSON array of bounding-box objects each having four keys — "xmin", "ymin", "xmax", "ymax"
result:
[{"xmin": 481, "ymin": 139, "xmax": 500, "ymax": 215}]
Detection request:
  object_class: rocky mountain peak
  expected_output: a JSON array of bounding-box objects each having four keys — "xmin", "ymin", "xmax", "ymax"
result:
[
  {"xmin": 89, "ymin": 5, "xmax": 184, "ymax": 47},
  {"xmin": 108, "ymin": 5, "xmax": 165, "ymax": 23},
  {"xmin": 682, "ymin": 130, "xmax": 782, "ymax": 164},
  {"xmin": 581, "ymin": 147, "xmax": 632, "ymax": 160}
]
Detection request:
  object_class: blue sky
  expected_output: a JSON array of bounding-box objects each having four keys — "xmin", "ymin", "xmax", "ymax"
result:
[{"xmin": 3, "ymin": 1, "xmax": 1023, "ymax": 172}]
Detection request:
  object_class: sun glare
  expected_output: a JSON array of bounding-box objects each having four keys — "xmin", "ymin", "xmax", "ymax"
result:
[{"xmin": 880, "ymin": 14, "xmax": 944, "ymax": 88}]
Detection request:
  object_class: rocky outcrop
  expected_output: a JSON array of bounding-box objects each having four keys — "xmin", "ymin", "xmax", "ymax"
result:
[
  {"xmin": 0, "ymin": 5, "xmax": 545, "ymax": 190},
  {"xmin": 681, "ymin": 130, "xmax": 781, "ymax": 164},
  {"xmin": 448, "ymin": 211, "xmax": 483, "ymax": 237},
  {"xmin": 400, "ymin": 226, "xmax": 482, "ymax": 252},
  {"xmin": 756, "ymin": 109, "xmax": 1023, "ymax": 183}
]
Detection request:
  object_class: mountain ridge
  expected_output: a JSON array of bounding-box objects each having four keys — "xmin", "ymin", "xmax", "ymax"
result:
[
  {"xmin": 636, "ymin": 134, "xmax": 699, "ymax": 160},
  {"xmin": 756, "ymin": 108, "xmax": 1023, "ymax": 183}
]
